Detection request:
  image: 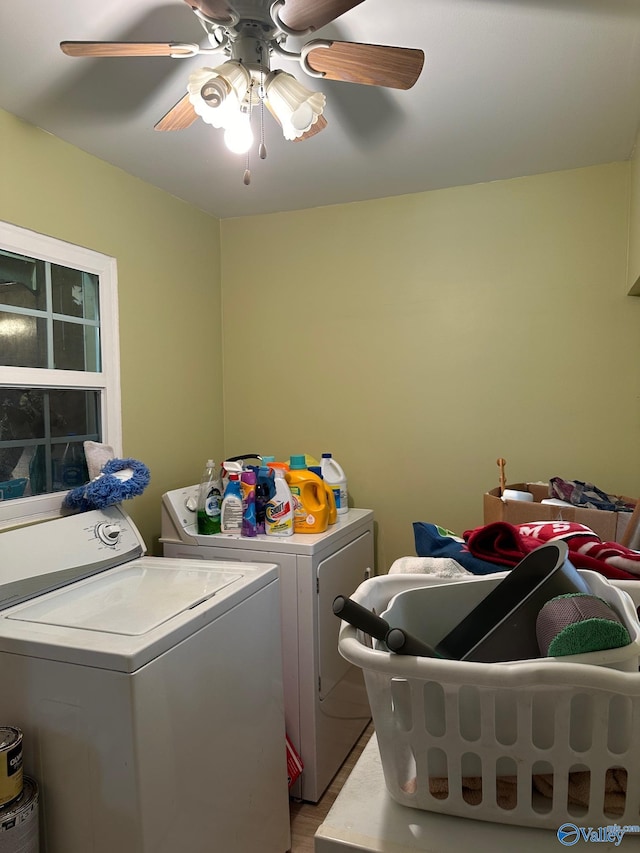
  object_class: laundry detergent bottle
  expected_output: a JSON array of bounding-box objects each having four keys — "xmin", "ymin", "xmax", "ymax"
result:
[
  {"xmin": 254, "ymin": 465, "xmax": 275, "ymax": 534},
  {"xmin": 265, "ymin": 469, "xmax": 294, "ymax": 536},
  {"xmin": 320, "ymin": 453, "xmax": 348, "ymax": 515},
  {"xmin": 285, "ymin": 455, "xmax": 329, "ymax": 534},
  {"xmin": 308, "ymin": 466, "xmax": 337, "ymax": 525}
]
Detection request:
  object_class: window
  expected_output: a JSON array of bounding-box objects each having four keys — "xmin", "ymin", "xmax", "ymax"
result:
[{"xmin": 0, "ymin": 222, "xmax": 121, "ymax": 526}]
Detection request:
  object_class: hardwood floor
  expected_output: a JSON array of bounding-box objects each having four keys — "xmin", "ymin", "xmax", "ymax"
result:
[{"xmin": 288, "ymin": 722, "xmax": 374, "ymax": 853}]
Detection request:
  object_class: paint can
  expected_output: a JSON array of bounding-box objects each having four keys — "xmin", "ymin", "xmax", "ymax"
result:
[
  {"xmin": 0, "ymin": 730, "xmax": 22, "ymax": 808},
  {"xmin": 0, "ymin": 776, "xmax": 38, "ymax": 853}
]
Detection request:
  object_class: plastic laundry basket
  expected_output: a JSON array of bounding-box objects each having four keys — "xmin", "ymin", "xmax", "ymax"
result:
[{"xmin": 338, "ymin": 572, "xmax": 640, "ymax": 830}]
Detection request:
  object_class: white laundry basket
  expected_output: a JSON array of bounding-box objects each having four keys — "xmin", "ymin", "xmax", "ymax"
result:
[{"xmin": 338, "ymin": 572, "xmax": 640, "ymax": 830}]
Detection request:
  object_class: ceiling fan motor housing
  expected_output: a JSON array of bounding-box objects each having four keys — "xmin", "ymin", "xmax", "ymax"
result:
[{"xmin": 230, "ymin": 21, "xmax": 275, "ymax": 72}]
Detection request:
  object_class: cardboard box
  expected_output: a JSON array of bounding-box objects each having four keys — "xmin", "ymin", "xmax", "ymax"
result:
[{"xmin": 484, "ymin": 482, "xmax": 634, "ymax": 544}]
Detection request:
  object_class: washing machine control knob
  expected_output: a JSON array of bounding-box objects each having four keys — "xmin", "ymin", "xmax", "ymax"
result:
[
  {"xmin": 185, "ymin": 496, "xmax": 197, "ymax": 513},
  {"xmin": 95, "ymin": 522, "xmax": 122, "ymax": 546}
]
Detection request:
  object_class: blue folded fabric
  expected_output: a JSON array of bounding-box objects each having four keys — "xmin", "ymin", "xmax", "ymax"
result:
[{"xmin": 413, "ymin": 522, "xmax": 503, "ymax": 575}]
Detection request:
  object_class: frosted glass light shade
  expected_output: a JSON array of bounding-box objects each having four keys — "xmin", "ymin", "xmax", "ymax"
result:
[
  {"xmin": 187, "ymin": 62, "xmax": 250, "ymax": 129},
  {"xmin": 265, "ymin": 71, "xmax": 326, "ymax": 141}
]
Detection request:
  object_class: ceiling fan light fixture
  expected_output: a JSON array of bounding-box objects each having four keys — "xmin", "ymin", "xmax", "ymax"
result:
[
  {"xmin": 265, "ymin": 70, "xmax": 326, "ymax": 140},
  {"xmin": 187, "ymin": 62, "xmax": 250, "ymax": 129},
  {"xmin": 60, "ymin": 0, "xmax": 427, "ymax": 184}
]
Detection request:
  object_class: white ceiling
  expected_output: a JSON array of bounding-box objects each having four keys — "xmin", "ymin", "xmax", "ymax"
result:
[{"xmin": 1, "ymin": 0, "xmax": 640, "ymax": 219}]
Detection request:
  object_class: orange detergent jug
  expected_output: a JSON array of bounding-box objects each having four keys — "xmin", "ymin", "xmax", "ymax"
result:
[
  {"xmin": 285, "ymin": 455, "xmax": 329, "ymax": 533},
  {"xmin": 309, "ymin": 466, "xmax": 337, "ymax": 524}
]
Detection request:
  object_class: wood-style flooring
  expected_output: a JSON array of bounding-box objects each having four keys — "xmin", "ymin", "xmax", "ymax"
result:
[{"xmin": 289, "ymin": 722, "xmax": 374, "ymax": 853}]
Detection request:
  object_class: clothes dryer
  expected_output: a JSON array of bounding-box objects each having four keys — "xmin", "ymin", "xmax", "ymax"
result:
[{"xmin": 161, "ymin": 486, "xmax": 374, "ymax": 802}]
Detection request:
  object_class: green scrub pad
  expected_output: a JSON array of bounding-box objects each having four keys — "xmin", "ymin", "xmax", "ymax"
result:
[{"xmin": 536, "ymin": 593, "xmax": 631, "ymax": 657}]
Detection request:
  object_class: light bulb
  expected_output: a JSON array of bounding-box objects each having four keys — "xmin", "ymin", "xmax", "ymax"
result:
[
  {"xmin": 224, "ymin": 113, "xmax": 254, "ymax": 154},
  {"xmin": 187, "ymin": 63, "xmax": 250, "ymax": 129}
]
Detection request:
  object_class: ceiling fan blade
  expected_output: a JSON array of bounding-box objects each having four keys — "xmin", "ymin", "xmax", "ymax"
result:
[
  {"xmin": 292, "ymin": 115, "xmax": 328, "ymax": 142},
  {"xmin": 60, "ymin": 41, "xmax": 194, "ymax": 57},
  {"xmin": 304, "ymin": 41, "xmax": 425, "ymax": 89},
  {"xmin": 183, "ymin": 0, "xmax": 236, "ymax": 24},
  {"xmin": 277, "ymin": 0, "xmax": 366, "ymax": 34},
  {"xmin": 154, "ymin": 95, "xmax": 199, "ymax": 131}
]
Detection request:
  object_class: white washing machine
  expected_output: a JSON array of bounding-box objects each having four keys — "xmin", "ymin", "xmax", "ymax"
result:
[
  {"xmin": 0, "ymin": 505, "xmax": 291, "ymax": 853},
  {"xmin": 161, "ymin": 486, "xmax": 374, "ymax": 802}
]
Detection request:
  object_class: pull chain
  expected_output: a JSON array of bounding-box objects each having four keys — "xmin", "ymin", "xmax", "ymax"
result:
[
  {"xmin": 241, "ymin": 48, "xmax": 267, "ymax": 185},
  {"xmin": 243, "ymin": 148, "xmax": 251, "ymax": 185},
  {"xmin": 259, "ymin": 62, "xmax": 267, "ymax": 161},
  {"xmin": 243, "ymin": 78, "xmax": 253, "ymax": 185}
]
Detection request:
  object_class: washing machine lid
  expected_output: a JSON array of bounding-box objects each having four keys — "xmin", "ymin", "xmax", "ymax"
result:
[
  {"xmin": 6, "ymin": 562, "xmax": 243, "ymax": 635},
  {"xmin": 0, "ymin": 555, "xmax": 278, "ymax": 672}
]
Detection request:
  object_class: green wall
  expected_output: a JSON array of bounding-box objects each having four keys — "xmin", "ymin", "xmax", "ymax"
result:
[
  {"xmin": 221, "ymin": 164, "xmax": 640, "ymax": 571},
  {"xmin": 0, "ymin": 109, "xmax": 224, "ymax": 553},
  {"xmin": 3, "ymin": 107, "xmax": 640, "ymax": 568}
]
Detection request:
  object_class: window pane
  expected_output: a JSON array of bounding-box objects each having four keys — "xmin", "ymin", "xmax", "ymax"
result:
[
  {"xmin": 0, "ymin": 390, "xmax": 45, "ymax": 442},
  {"xmin": 0, "ymin": 388, "xmax": 100, "ymax": 499},
  {"xmin": 52, "ymin": 441, "xmax": 89, "ymax": 491},
  {"xmin": 49, "ymin": 389, "xmax": 100, "ymax": 439},
  {"xmin": 53, "ymin": 320, "xmax": 101, "ymax": 372},
  {"xmin": 26, "ymin": 443, "xmax": 90, "ymax": 495},
  {"xmin": 51, "ymin": 265, "xmax": 100, "ymax": 321},
  {"xmin": 3, "ymin": 445, "xmax": 39, "ymax": 495},
  {"xmin": 0, "ymin": 251, "xmax": 46, "ymax": 311},
  {"xmin": 0, "ymin": 311, "xmax": 47, "ymax": 368},
  {"xmin": 0, "ymin": 252, "xmax": 101, "ymax": 373}
]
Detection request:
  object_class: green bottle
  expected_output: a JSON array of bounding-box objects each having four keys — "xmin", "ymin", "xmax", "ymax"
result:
[{"xmin": 197, "ymin": 459, "xmax": 222, "ymax": 535}]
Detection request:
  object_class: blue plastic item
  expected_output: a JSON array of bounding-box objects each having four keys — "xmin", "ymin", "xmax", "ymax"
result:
[{"xmin": 0, "ymin": 478, "xmax": 28, "ymax": 501}]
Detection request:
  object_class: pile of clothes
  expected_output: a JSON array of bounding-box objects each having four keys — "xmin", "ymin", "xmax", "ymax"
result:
[{"xmin": 410, "ymin": 519, "xmax": 640, "ymax": 581}]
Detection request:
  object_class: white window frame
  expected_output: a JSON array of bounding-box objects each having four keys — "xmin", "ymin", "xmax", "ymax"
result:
[{"xmin": 0, "ymin": 221, "xmax": 122, "ymax": 527}]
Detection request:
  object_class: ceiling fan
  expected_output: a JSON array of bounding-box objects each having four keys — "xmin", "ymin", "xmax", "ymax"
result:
[{"xmin": 60, "ymin": 0, "xmax": 425, "ymax": 182}]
